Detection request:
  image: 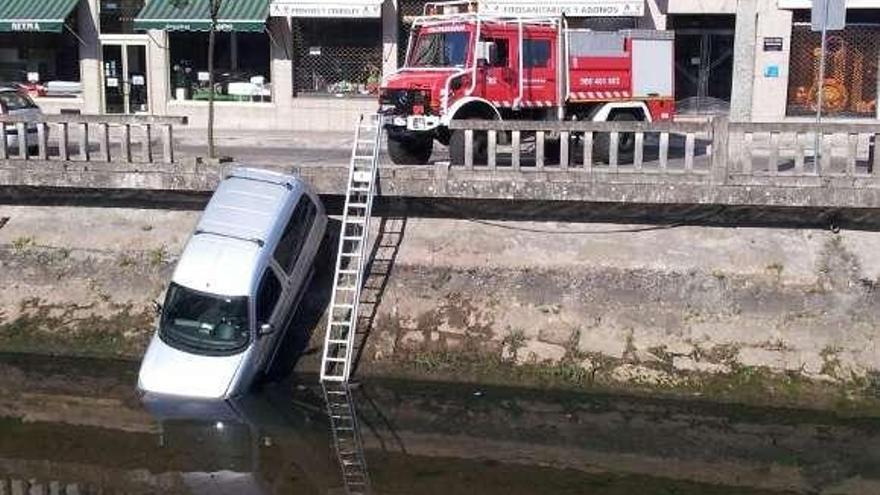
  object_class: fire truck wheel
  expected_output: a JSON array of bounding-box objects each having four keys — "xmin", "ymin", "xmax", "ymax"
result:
[
  {"xmin": 387, "ymin": 134, "xmax": 433, "ymax": 165},
  {"xmin": 449, "ymin": 129, "xmax": 488, "ymax": 165},
  {"xmin": 594, "ymin": 112, "xmax": 637, "ymax": 164}
]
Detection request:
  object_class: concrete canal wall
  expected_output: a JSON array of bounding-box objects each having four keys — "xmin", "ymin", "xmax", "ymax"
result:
[{"xmin": 1, "ymin": 205, "xmax": 879, "ymax": 409}]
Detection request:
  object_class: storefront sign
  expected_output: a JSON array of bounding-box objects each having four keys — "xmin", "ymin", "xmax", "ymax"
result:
[
  {"xmin": 480, "ymin": 0, "xmax": 644, "ymax": 17},
  {"xmin": 763, "ymin": 37, "xmax": 784, "ymax": 51},
  {"xmin": 11, "ymin": 22, "xmax": 42, "ymax": 31},
  {"xmin": 270, "ymin": 2, "xmax": 383, "ymax": 18}
]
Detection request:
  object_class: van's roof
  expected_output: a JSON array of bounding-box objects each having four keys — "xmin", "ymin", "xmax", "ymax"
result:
[
  {"xmin": 173, "ymin": 167, "xmax": 305, "ymax": 296},
  {"xmin": 195, "ymin": 168, "xmax": 303, "ymax": 245}
]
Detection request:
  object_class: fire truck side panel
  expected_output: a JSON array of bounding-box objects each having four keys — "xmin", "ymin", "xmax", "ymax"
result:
[{"xmin": 568, "ymin": 56, "xmax": 632, "ymax": 100}]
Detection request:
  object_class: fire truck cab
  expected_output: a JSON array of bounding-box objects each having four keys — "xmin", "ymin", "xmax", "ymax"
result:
[{"xmin": 379, "ymin": 0, "xmax": 675, "ymax": 165}]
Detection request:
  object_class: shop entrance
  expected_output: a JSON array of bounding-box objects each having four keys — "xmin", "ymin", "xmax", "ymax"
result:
[
  {"xmin": 101, "ymin": 40, "xmax": 149, "ymax": 114},
  {"xmin": 670, "ymin": 16, "xmax": 735, "ymax": 116}
]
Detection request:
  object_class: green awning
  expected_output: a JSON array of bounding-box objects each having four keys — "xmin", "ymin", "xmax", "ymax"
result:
[
  {"xmin": 134, "ymin": 0, "xmax": 269, "ymax": 32},
  {"xmin": 0, "ymin": 0, "xmax": 79, "ymax": 33}
]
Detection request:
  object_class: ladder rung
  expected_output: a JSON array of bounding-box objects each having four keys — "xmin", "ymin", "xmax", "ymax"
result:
[
  {"xmin": 325, "ymin": 357, "xmax": 347, "ymax": 362},
  {"xmin": 351, "ymin": 186, "xmax": 370, "ymax": 192},
  {"xmin": 330, "ymin": 321, "xmax": 351, "ymax": 326},
  {"xmin": 342, "ymin": 236, "xmax": 362, "ymax": 241},
  {"xmin": 348, "ymin": 203, "xmax": 368, "ymax": 209},
  {"xmin": 339, "ymin": 269, "xmax": 358, "ymax": 274},
  {"xmin": 340, "ymin": 253, "xmax": 361, "ymax": 257},
  {"xmin": 328, "ymin": 339, "xmax": 349, "ymax": 344},
  {"xmin": 334, "ymin": 304, "xmax": 355, "ymax": 309},
  {"xmin": 346, "ymin": 218, "xmax": 367, "ymax": 224},
  {"xmin": 336, "ymin": 286, "xmax": 356, "ymax": 291},
  {"xmin": 353, "ymin": 155, "xmax": 373, "ymax": 159}
]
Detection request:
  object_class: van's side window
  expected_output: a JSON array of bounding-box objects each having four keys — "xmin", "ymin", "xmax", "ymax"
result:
[
  {"xmin": 255, "ymin": 270, "xmax": 282, "ymax": 324},
  {"xmin": 274, "ymin": 196, "xmax": 318, "ymax": 274}
]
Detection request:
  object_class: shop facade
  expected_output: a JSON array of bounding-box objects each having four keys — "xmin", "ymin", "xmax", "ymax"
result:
[{"xmin": 1, "ymin": 0, "xmax": 877, "ymax": 128}]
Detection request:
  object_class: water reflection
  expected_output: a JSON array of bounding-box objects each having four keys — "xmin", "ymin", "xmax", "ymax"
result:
[{"xmin": 3, "ymin": 354, "xmax": 880, "ymax": 494}]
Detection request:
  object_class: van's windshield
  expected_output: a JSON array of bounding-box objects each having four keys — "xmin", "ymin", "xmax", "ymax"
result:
[{"xmin": 159, "ymin": 282, "xmax": 250, "ymax": 355}]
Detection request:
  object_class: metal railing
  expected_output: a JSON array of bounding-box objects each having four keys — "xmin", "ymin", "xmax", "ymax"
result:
[
  {"xmin": 447, "ymin": 118, "xmax": 880, "ymax": 186},
  {"xmin": 0, "ymin": 114, "xmax": 187, "ymax": 164}
]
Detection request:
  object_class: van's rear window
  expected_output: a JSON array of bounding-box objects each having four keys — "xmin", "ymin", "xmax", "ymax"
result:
[{"xmin": 0, "ymin": 92, "xmax": 37, "ymax": 112}]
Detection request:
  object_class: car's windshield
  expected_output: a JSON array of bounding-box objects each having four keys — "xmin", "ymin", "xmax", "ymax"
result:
[
  {"xmin": 159, "ymin": 282, "xmax": 250, "ymax": 355},
  {"xmin": 0, "ymin": 91, "xmax": 36, "ymax": 112},
  {"xmin": 409, "ymin": 31, "xmax": 470, "ymax": 67}
]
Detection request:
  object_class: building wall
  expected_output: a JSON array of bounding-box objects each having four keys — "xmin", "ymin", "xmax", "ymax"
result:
[
  {"xmin": 23, "ymin": 0, "xmax": 880, "ymax": 126},
  {"xmin": 751, "ymin": 7, "xmax": 794, "ymax": 121}
]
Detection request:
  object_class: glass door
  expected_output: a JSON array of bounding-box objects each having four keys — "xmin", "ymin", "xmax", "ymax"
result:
[
  {"xmin": 674, "ymin": 30, "xmax": 734, "ymax": 115},
  {"xmin": 102, "ymin": 42, "xmax": 149, "ymax": 114}
]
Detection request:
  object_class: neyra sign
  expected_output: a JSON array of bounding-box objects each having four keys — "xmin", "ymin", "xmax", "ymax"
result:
[
  {"xmin": 269, "ymin": 1, "xmax": 382, "ymax": 18},
  {"xmin": 480, "ymin": 0, "xmax": 644, "ymax": 16},
  {"xmin": 8, "ymin": 22, "xmax": 43, "ymax": 31}
]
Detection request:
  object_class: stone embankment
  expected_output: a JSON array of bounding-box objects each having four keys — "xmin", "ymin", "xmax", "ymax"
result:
[{"xmin": 1, "ymin": 205, "xmax": 879, "ymax": 410}]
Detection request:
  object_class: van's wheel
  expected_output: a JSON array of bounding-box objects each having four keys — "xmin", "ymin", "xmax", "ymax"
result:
[
  {"xmin": 449, "ymin": 123, "xmax": 488, "ymax": 165},
  {"xmin": 387, "ymin": 134, "xmax": 433, "ymax": 165},
  {"xmin": 594, "ymin": 112, "xmax": 637, "ymax": 164}
]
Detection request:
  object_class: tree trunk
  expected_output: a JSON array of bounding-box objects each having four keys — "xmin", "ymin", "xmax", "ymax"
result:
[{"xmin": 207, "ymin": 0, "xmax": 220, "ymax": 159}]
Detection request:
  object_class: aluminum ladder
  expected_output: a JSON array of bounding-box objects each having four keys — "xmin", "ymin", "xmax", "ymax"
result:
[
  {"xmin": 322, "ymin": 381, "xmax": 372, "ymax": 494},
  {"xmin": 320, "ymin": 114, "xmax": 383, "ymax": 383}
]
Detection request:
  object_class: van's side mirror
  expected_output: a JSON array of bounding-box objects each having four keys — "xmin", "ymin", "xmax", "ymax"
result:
[
  {"xmin": 152, "ymin": 300, "xmax": 163, "ymax": 315},
  {"xmin": 259, "ymin": 323, "xmax": 274, "ymax": 336}
]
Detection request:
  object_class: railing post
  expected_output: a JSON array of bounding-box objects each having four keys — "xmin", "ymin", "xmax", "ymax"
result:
[
  {"xmin": 659, "ymin": 132, "xmax": 669, "ymax": 171},
  {"xmin": 0, "ymin": 123, "xmax": 7, "ymax": 160},
  {"xmin": 121, "ymin": 124, "xmax": 132, "ymax": 162},
  {"xmin": 464, "ymin": 129, "xmax": 474, "ymax": 169},
  {"xmin": 583, "ymin": 131, "xmax": 593, "ymax": 171},
  {"xmin": 710, "ymin": 116, "xmax": 729, "ymax": 184},
  {"xmin": 511, "ymin": 130, "xmax": 521, "ymax": 170},
  {"xmin": 16, "ymin": 122, "xmax": 27, "ymax": 160},
  {"xmin": 58, "ymin": 123, "xmax": 69, "ymax": 161},
  {"xmin": 79, "ymin": 123, "xmax": 89, "ymax": 161},
  {"xmin": 37, "ymin": 122, "xmax": 48, "ymax": 160},
  {"xmin": 684, "ymin": 133, "xmax": 696, "ymax": 172},
  {"xmin": 99, "ymin": 123, "xmax": 111, "ymax": 162},
  {"xmin": 767, "ymin": 132, "xmax": 779, "ymax": 175},
  {"xmin": 536, "ymin": 131, "xmax": 545, "ymax": 169},
  {"xmin": 142, "ymin": 124, "xmax": 153, "ymax": 163},
  {"xmin": 162, "ymin": 124, "xmax": 174, "ymax": 164},
  {"xmin": 560, "ymin": 131, "xmax": 569, "ymax": 169},
  {"xmin": 634, "ymin": 131, "xmax": 644, "ymax": 169},
  {"xmin": 609, "ymin": 131, "xmax": 619, "ymax": 170},
  {"xmin": 487, "ymin": 130, "xmax": 497, "ymax": 170}
]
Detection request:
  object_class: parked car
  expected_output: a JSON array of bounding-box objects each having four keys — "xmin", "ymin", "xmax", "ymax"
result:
[
  {"xmin": 138, "ymin": 167, "xmax": 328, "ymax": 399},
  {"xmin": 0, "ymin": 86, "xmax": 42, "ymax": 151}
]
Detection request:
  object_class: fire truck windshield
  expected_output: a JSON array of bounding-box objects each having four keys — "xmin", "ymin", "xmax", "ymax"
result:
[{"xmin": 409, "ymin": 31, "xmax": 470, "ymax": 68}]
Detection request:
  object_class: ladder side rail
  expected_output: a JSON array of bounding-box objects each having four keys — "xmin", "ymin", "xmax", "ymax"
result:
[
  {"xmin": 342, "ymin": 116, "xmax": 383, "ymax": 381},
  {"xmin": 321, "ymin": 115, "xmax": 367, "ymax": 381}
]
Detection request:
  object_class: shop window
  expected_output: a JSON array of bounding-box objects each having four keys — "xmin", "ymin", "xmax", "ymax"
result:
[
  {"xmin": 100, "ymin": 0, "xmax": 145, "ymax": 34},
  {"xmin": 168, "ymin": 32, "xmax": 272, "ymax": 103},
  {"xmin": 0, "ymin": 31, "xmax": 81, "ymax": 98},
  {"xmin": 787, "ymin": 24, "xmax": 879, "ymax": 118},
  {"xmin": 292, "ymin": 18, "xmax": 382, "ymax": 97}
]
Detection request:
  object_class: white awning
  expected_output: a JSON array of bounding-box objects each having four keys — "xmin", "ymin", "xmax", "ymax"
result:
[
  {"xmin": 778, "ymin": 0, "xmax": 879, "ymax": 8},
  {"xmin": 270, "ymin": 0, "xmax": 382, "ymax": 18},
  {"xmin": 480, "ymin": 0, "xmax": 644, "ymax": 17}
]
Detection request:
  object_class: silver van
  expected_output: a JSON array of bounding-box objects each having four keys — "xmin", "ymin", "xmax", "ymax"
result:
[{"xmin": 138, "ymin": 167, "xmax": 327, "ymax": 399}]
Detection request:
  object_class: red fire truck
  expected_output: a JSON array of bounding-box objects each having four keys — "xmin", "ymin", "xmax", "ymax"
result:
[{"xmin": 379, "ymin": 0, "xmax": 675, "ymax": 165}]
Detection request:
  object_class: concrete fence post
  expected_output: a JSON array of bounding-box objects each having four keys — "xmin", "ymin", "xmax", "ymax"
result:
[{"xmin": 711, "ymin": 116, "xmax": 730, "ymax": 185}]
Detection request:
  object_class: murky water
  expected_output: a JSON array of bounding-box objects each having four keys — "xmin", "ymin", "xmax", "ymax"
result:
[{"xmin": 1, "ymin": 353, "xmax": 879, "ymax": 494}]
